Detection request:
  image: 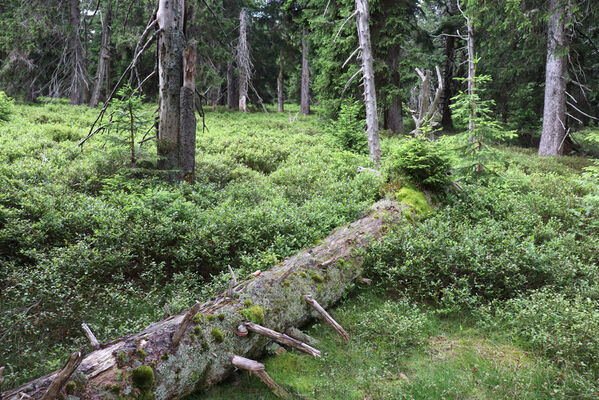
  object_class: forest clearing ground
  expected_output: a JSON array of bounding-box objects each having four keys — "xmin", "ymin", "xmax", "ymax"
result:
[{"xmin": 193, "ymin": 289, "xmax": 592, "ymax": 400}]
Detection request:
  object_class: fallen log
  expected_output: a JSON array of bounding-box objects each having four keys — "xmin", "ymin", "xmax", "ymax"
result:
[{"xmin": 2, "ymin": 199, "xmax": 402, "ymax": 400}]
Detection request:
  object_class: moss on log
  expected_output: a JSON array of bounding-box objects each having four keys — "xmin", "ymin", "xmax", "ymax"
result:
[{"xmin": 2, "ymin": 200, "xmax": 403, "ymax": 400}]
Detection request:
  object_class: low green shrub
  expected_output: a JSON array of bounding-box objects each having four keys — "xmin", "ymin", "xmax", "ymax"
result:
[
  {"xmin": 479, "ymin": 290, "xmax": 599, "ymax": 374},
  {"xmin": 385, "ymin": 138, "xmax": 451, "ymax": 191},
  {"xmin": 0, "ymin": 91, "xmax": 14, "ymax": 121},
  {"xmin": 326, "ymin": 100, "xmax": 368, "ymax": 154}
]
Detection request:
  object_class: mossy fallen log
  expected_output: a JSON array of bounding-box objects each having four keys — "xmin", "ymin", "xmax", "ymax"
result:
[{"xmin": 2, "ymin": 199, "xmax": 403, "ymax": 400}]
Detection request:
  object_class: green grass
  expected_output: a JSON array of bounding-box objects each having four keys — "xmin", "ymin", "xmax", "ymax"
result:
[{"xmin": 192, "ymin": 289, "xmax": 596, "ymax": 400}]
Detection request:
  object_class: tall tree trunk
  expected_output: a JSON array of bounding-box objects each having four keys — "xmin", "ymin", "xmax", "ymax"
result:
[
  {"xmin": 226, "ymin": 61, "xmax": 236, "ymax": 110},
  {"xmin": 2, "ymin": 200, "xmax": 403, "ymax": 400},
  {"xmin": 385, "ymin": 44, "xmax": 403, "ymax": 134},
  {"xmin": 157, "ymin": 0, "xmax": 195, "ymax": 181},
  {"xmin": 300, "ymin": 31, "xmax": 310, "ymax": 115},
  {"xmin": 356, "ymin": 0, "xmax": 381, "ymax": 167},
  {"xmin": 89, "ymin": 0, "xmax": 112, "ymax": 108},
  {"xmin": 237, "ymin": 8, "xmax": 250, "ymax": 112},
  {"xmin": 278, "ymin": 49, "xmax": 284, "ymax": 113},
  {"xmin": 466, "ymin": 14, "xmax": 476, "ymax": 139},
  {"xmin": 69, "ymin": 0, "xmax": 87, "ymax": 105},
  {"xmin": 539, "ymin": 0, "xmax": 568, "ymax": 156},
  {"xmin": 179, "ymin": 41, "xmax": 197, "ymax": 182},
  {"xmin": 440, "ymin": 35, "xmax": 455, "ymax": 131}
]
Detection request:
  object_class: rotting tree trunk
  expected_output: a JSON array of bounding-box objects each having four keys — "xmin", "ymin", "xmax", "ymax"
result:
[
  {"xmin": 156, "ymin": 0, "xmax": 191, "ymax": 180},
  {"xmin": 237, "ymin": 8, "xmax": 250, "ymax": 112},
  {"xmin": 69, "ymin": 0, "xmax": 88, "ymax": 105},
  {"xmin": 2, "ymin": 200, "xmax": 403, "ymax": 400},
  {"xmin": 356, "ymin": 0, "xmax": 381, "ymax": 168},
  {"xmin": 300, "ymin": 31, "xmax": 310, "ymax": 115},
  {"xmin": 89, "ymin": 0, "xmax": 112, "ymax": 108},
  {"xmin": 440, "ymin": 29, "xmax": 455, "ymax": 131},
  {"xmin": 278, "ymin": 50, "xmax": 284, "ymax": 113},
  {"xmin": 179, "ymin": 41, "xmax": 197, "ymax": 182},
  {"xmin": 539, "ymin": 0, "xmax": 568, "ymax": 156}
]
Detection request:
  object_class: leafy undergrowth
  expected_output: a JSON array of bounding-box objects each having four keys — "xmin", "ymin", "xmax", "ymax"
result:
[
  {"xmin": 193, "ymin": 289, "xmax": 596, "ymax": 400},
  {"xmin": 0, "ymin": 102, "xmax": 380, "ymax": 388}
]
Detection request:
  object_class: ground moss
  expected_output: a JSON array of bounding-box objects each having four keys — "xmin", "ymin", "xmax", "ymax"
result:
[
  {"xmin": 193, "ymin": 313, "xmax": 203, "ymax": 324},
  {"xmin": 217, "ymin": 313, "xmax": 225, "ymax": 321},
  {"xmin": 206, "ymin": 314, "xmax": 217, "ymax": 322},
  {"xmin": 137, "ymin": 349, "xmax": 146, "ymax": 362},
  {"xmin": 310, "ymin": 272, "xmax": 324, "ymax": 283},
  {"xmin": 193, "ymin": 326, "xmax": 203, "ymax": 336}
]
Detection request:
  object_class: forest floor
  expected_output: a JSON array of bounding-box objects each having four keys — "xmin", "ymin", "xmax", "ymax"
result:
[
  {"xmin": 193, "ymin": 288, "xmax": 595, "ymax": 400},
  {"xmin": 1, "ymin": 100, "xmax": 599, "ymax": 399}
]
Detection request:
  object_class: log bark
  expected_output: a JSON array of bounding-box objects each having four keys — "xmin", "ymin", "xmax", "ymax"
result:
[
  {"xmin": 356, "ymin": 0, "xmax": 381, "ymax": 167},
  {"xmin": 89, "ymin": 0, "xmax": 112, "ymax": 108},
  {"xmin": 2, "ymin": 200, "xmax": 403, "ymax": 400},
  {"xmin": 300, "ymin": 31, "xmax": 310, "ymax": 115},
  {"xmin": 539, "ymin": 0, "xmax": 569, "ymax": 156}
]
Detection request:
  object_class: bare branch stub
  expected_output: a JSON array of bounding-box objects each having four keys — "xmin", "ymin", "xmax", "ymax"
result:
[
  {"xmin": 304, "ymin": 294, "xmax": 349, "ymax": 341},
  {"xmin": 171, "ymin": 301, "xmax": 202, "ymax": 349},
  {"xmin": 40, "ymin": 349, "xmax": 84, "ymax": 400},
  {"xmin": 231, "ymin": 355, "xmax": 290, "ymax": 399},
  {"xmin": 243, "ymin": 322, "xmax": 321, "ymax": 357},
  {"xmin": 81, "ymin": 323, "xmax": 100, "ymax": 350}
]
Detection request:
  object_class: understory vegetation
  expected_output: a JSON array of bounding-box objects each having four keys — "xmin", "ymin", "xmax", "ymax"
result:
[{"xmin": 1, "ymin": 102, "xmax": 599, "ymax": 399}]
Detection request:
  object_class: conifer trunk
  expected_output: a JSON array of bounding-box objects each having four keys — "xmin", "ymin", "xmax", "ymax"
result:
[
  {"xmin": 385, "ymin": 45, "xmax": 403, "ymax": 134},
  {"xmin": 539, "ymin": 0, "xmax": 568, "ymax": 156},
  {"xmin": 356, "ymin": 0, "xmax": 381, "ymax": 167},
  {"xmin": 89, "ymin": 0, "xmax": 112, "ymax": 108},
  {"xmin": 278, "ymin": 50, "xmax": 284, "ymax": 113},
  {"xmin": 300, "ymin": 31, "xmax": 310, "ymax": 115},
  {"xmin": 237, "ymin": 8, "xmax": 250, "ymax": 112},
  {"xmin": 69, "ymin": 0, "xmax": 87, "ymax": 105}
]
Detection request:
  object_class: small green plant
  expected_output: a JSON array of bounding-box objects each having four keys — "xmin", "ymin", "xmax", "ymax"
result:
[
  {"xmin": 386, "ymin": 138, "xmax": 451, "ymax": 191},
  {"xmin": 326, "ymin": 100, "xmax": 368, "ymax": 154},
  {"xmin": 65, "ymin": 381, "xmax": 77, "ymax": 395},
  {"xmin": 0, "ymin": 91, "xmax": 14, "ymax": 122},
  {"xmin": 107, "ymin": 84, "xmax": 153, "ymax": 166}
]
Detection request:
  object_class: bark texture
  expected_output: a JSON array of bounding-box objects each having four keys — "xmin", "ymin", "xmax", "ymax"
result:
[
  {"xmin": 69, "ymin": 0, "xmax": 88, "ymax": 105},
  {"xmin": 385, "ymin": 45, "xmax": 403, "ymax": 134},
  {"xmin": 539, "ymin": 0, "xmax": 568, "ymax": 156},
  {"xmin": 277, "ymin": 50, "xmax": 284, "ymax": 113},
  {"xmin": 300, "ymin": 31, "xmax": 310, "ymax": 115},
  {"xmin": 2, "ymin": 200, "xmax": 403, "ymax": 400},
  {"xmin": 179, "ymin": 41, "xmax": 197, "ymax": 183},
  {"xmin": 355, "ymin": 0, "xmax": 381, "ymax": 167},
  {"xmin": 237, "ymin": 8, "xmax": 250, "ymax": 112},
  {"xmin": 226, "ymin": 61, "xmax": 236, "ymax": 110},
  {"xmin": 440, "ymin": 21, "xmax": 455, "ymax": 131},
  {"xmin": 156, "ymin": 0, "xmax": 188, "ymax": 178},
  {"xmin": 89, "ymin": 0, "xmax": 112, "ymax": 108}
]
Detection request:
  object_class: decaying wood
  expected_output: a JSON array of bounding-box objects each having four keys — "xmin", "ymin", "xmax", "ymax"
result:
[
  {"xmin": 243, "ymin": 322, "xmax": 321, "ymax": 357},
  {"xmin": 411, "ymin": 65, "xmax": 443, "ymax": 136},
  {"xmin": 284, "ymin": 327, "xmax": 319, "ymax": 345},
  {"xmin": 81, "ymin": 323, "xmax": 100, "ymax": 350},
  {"xmin": 40, "ymin": 350, "xmax": 83, "ymax": 400},
  {"xmin": 231, "ymin": 356, "xmax": 289, "ymax": 399},
  {"xmin": 304, "ymin": 295, "xmax": 350, "ymax": 341},
  {"xmin": 300, "ymin": 30, "xmax": 310, "ymax": 115},
  {"xmin": 227, "ymin": 265, "xmax": 237, "ymax": 298},
  {"xmin": 171, "ymin": 302, "xmax": 201, "ymax": 349},
  {"xmin": 2, "ymin": 199, "xmax": 403, "ymax": 400}
]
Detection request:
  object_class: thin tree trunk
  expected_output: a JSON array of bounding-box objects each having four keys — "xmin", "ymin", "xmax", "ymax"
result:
[
  {"xmin": 539, "ymin": 0, "xmax": 568, "ymax": 156},
  {"xmin": 2, "ymin": 200, "xmax": 403, "ymax": 400},
  {"xmin": 156, "ymin": 0, "xmax": 187, "ymax": 178},
  {"xmin": 237, "ymin": 8, "xmax": 250, "ymax": 112},
  {"xmin": 278, "ymin": 49, "xmax": 284, "ymax": 113},
  {"xmin": 355, "ymin": 0, "xmax": 381, "ymax": 167},
  {"xmin": 69, "ymin": 0, "xmax": 87, "ymax": 105},
  {"xmin": 89, "ymin": 0, "xmax": 112, "ymax": 108},
  {"xmin": 300, "ymin": 31, "xmax": 310, "ymax": 115},
  {"xmin": 179, "ymin": 41, "xmax": 197, "ymax": 182},
  {"xmin": 466, "ymin": 14, "xmax": 476, "ymax": 139},
  {"xmin": 440, "ymin": 33, "xmax": 455, "ymax": 131},
  {"xmin": 226, "ymin": 61, "xmax": 236, "ymax": 110}
]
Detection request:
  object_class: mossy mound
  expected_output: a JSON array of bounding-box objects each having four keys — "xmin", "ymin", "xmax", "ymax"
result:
[{"xmin": 395, "ymin": 185, "xmax": 432, "ymax": 215}]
